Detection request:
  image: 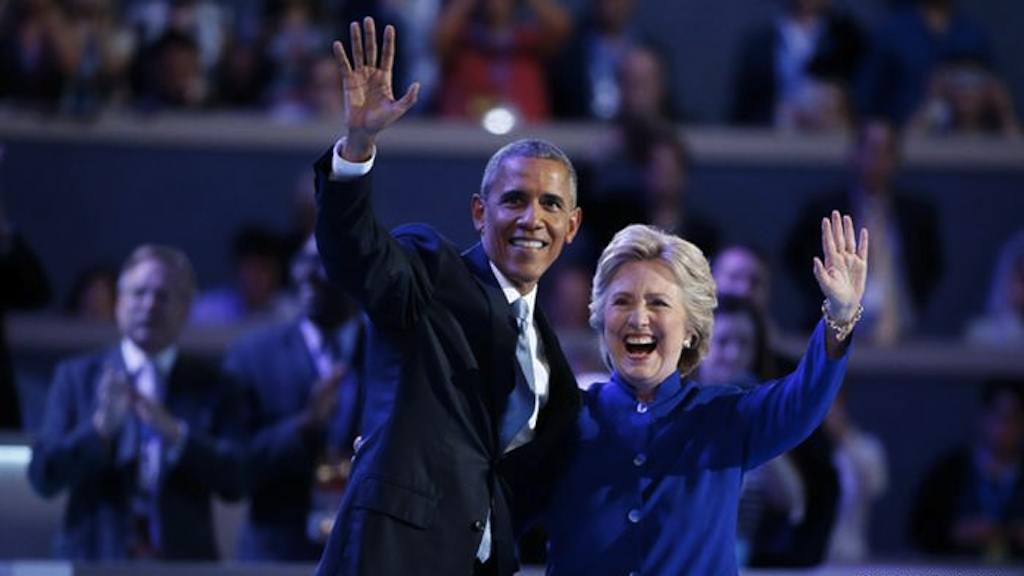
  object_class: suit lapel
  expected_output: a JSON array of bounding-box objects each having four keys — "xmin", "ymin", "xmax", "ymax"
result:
[{"xmin": 462, "ymin": 243, "xmax": 521, "ymax": 451}]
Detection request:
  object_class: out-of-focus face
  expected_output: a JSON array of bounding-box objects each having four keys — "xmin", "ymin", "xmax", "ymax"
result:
[
  {"xmin": 700, "ymin": 311, "xmax": 756, "ymax": 386},
  {"xmin": 713, "ymin": 248, "xmax": 768, "ymax": 309},
  {"xmin": 597, "ymin": 0, "xmax": 636, "ymax": 33},
  {"xmin": 980, "ymin": 390, "xmax": 1023, "ymax": 459},
  {"xmin": 115, "ymin": 259, "xmax": 190, "ymax": 354},
  {"xmin": 620, "ymin": 47, "xmax": 664, "ymax": 120},
  {"xmin": 603, "ymin": 260, "xmax": 689, "ymax": 389},
  {"xmin": 472, "ymin": 157, "xmax": 580, "ymax": 295},
  {"xmin": 646, "ymin": 141, "xmax": 687, "ymax": 202},
  {"xmin": 292, "ymin": 236, "xmax": 347, "ymax": 326},
  {"xmin": 852, "ymin": 122, "xmax": 897, "ymax": 194}
]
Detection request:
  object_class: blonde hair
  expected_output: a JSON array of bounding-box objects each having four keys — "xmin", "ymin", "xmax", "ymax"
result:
[{"xmin": 589, "ymin": 224, "xmax": 717, "ymax": 377}]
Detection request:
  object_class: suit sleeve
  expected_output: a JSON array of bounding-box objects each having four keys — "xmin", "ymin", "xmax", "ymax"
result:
[
  {"xmin": 28, "ymin": 360, "xmax": 110, "ymax": 497},
  {"xmin": 223, "ymin": 346, "xmax": 323, "ymax": 493},
  {"xmin": 170, "ymin": 371, "xmax": 247, "ymax": 502},
  {"xmin": 313, "ymin": 150, "xmax": 445, "ymax": 332},
  {"xmin": 735, "ymin": 320, "xmax": 851, "ymax": 470}
]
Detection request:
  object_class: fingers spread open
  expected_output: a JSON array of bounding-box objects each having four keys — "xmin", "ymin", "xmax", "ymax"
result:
[
  {"xmin": 831, "ymin": 210, "xmax": 845, "ymax": 252},
  {"xmin": 350, "ymin": 21, "xmax": 364, "ymax": 69},
  {"xmin": 381, "ymin": 24, "xmax": 396, "ymax": 74},
  {"xmin": 843, "ymin": 214, "xmax": 856, "ymax": 252},
  {"xmin": 858, "ymin": 227, "xmax": 869, "ymax": 261},
  {"xmin": 364, "ymin": 17, "xmax": 378, "ymax": 68},
  {"xmin": 395, "ymin": 82, "xmax": 421, "ymax": 114},
  {"xmin": 822, "ymin": 217, "xmax": 837, "ymax": 268},
  {"xmin": 333, "ymin": 41, "xmax": 352, "ymax": 76}
]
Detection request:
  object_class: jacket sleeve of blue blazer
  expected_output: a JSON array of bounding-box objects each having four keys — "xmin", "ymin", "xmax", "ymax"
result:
[
  {"xmin": 28, "ymin": 356, "xmax": 112, "ymax": 497},
  {"xmin": 313, "ymin": 149, "xmax": 457, "ymax": 333},
  {"xmin": 735, "ymin": 320, "xmax": 852, "ymax": 470}
]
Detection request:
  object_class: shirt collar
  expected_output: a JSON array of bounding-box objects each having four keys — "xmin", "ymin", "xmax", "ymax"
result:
[
  {"xmin": 489, "ymin": 261, "xmax": 537, "ymax": 317},
  {"xmin": 120, "ymin": 338, "xmax": 177, "ymax": 376}
]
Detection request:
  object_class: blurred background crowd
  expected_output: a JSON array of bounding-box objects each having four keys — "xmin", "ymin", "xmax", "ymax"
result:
[{"xmin": 0, "ymin": 0, "xmax": 1022, "ymax": 572}]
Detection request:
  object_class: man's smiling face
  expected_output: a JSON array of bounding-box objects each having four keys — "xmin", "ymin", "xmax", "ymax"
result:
[{"xmin": 472, "ymin": 157, "xmax": 581, "ymax": 294}]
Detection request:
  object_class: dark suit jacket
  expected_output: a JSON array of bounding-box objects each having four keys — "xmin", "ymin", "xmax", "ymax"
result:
[
  {"xmin": 27, "ymin": 347, "xmax": 245, "ymax": 560},
  {"xmin": 312, "ymin": 152, "xmax": 580, "ymax": 576},
  {"xmin": 224, "ymin": 319, "xmax": 365, "ymax": 561}
]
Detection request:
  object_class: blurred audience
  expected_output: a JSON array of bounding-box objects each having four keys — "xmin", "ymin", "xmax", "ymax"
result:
[
  {"xmin": 909, "ymin": 56, "xmax": 1021, "ymax": 137},
  {"xmin": 967, "ymin": 230, "xmax": 1024, "ymax": 347},
  {"xmin": 712, "ymin": 245, "xmax": 771, "ymax": 315},
  {"xmin": 225, "ymin": 236, "xmax": 365, "ymax": 561},
  {"xmin": 0, "ymin": 195, "xmax": 52, "ymax": 430},
  {"xmin": 824, "ymin": 388, "xmax": 889, "ymax": 563},
  {"xmin": 584, "ymin": 120, "xmax": 719, "ymax": 263},
  {"xmin": 28, "ymin": 244, "xmax": 245, "ymax": 560},
  {"xmin": 263, "ymin": 0, "xmax": 330, "ymax": 119},
  {"xmin": 856, "ymin": 0, "xmax": 995, "ymax": 128},
  {"xmin": 732, "ymin": 0, "xmax": 866, "ymax": 132},
  {"xmin": 0, "ymin": 0, "xmax": 78, "ymax": 111},
  {"xmin": 911, "ymin": 379, "xmax": 1024, "ymax": 561},
  {"xmin": 191, "ymin": 225, "xmax": 294, "ymax": 325},
  {"xmin": 548, "ymin": 0, "xmax": 640, "ymax": 120},
  {"xmin": 64, "ymin": 263, "xmax": 118, "ymax": 323},
  {"xmin": 134, "ymin": 29, "xmax": 208, "ymax": 109},
  {"xmin": 434, "ymin": 0, "xmax": 571, "ymax": 122},
  {"xmin": 785, "ymin": 120, "xmax": 942, "ymax": 343}
]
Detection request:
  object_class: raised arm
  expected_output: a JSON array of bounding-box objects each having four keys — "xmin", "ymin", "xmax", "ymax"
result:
[
  {"xmin": 736, "ymin": 211, "xmax": 867, "ymax": 468},
  {"xmin": 335, "ymin": 17, "xmax": 420, "ymax": 162},
  {"xmin": 813, "ymin": 210, "xmax": 868, "ymax": 357}
]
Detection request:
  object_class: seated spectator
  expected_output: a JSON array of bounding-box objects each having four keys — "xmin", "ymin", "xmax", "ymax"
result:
[
  {"xmin": 264, "ymin": 0, "xmax": 330, "ymax": 120},
  {"xmin": 126, "ymin": 0, "xmax": 227, "ymax": 74},
  {"xmin": 28, "ymin": 244, "xmax": 245, "ymax": 560},
  {"xmin": 59, "ymin": 0, "xmax": 133, "ymax": 116},
  {"xmin": 785, "ymin": 120, "xmax": 942, "ymax": 343},
  {"xmin": 65, "ymin": 264, "xmax": 118, "ymax": 323},
  {"xmin": 966, "ymin": 230, "xmax": 1024, "ymax": 346},
  {"xmin": 225, "ymin": 235, "xmax": 365, "ymax": 561},
  {"xmin": 0, "ymin": 197, "xmax": 52, "ymax": 429},
  {"xmin": 548, "ymin": 0, "xmax": 641, "ymax": 120},
  {"xmin": 856, "ymin": 0, "xmax": 994, "ymax": 127},
  {"xmin": 434, "ymin": 0, "xmax": 571, "ymax": 122},
  {"xmin": 134, "ymin": 30, "xmax": 209, "ymax": 110},
  {"xmin": 732, "ymin": 0, "xmax": 865, "ymax": 131},
  {"xmin": 911, "ymin": 379, "xmax": 1024, "ymax": 561},
  {"xmin": 823, "ymin": 388, "xmax": 889, "ymax": 563},
  {"xmin": 191, "ymin": 225, "xmax": 295, "ymax": 324},
  {"xmin": 585, "ymin": 120, "xmax": 719, "ymax": 261},
  {"xmin": 616, "ymin": 42, "xmax": 679, "ymax": 125},
  {"xmin": 0, "ymin": 0, "xmax": 76, "ymax": 111},
  {"xmin": 712, "ymin": 245, "xmax": 771, "ymax": 314},
  {"xmin": 909, "ymin": 56, "xmax": 1021, "ymax": 137}
]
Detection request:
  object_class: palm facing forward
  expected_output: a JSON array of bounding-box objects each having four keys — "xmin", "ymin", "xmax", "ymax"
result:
[
  {"xmin": 333, "ymin": 18, "xmax": 420, "ymax": 158},
  {"xmin": 813, "ymin": 210, "xmax": 868, "ymax": 322}
]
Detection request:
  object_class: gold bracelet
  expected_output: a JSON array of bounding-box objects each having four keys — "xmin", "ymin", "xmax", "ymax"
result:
[{"xmin": 821, "ymin": 299, "xmax": 863, "ymax": 342}]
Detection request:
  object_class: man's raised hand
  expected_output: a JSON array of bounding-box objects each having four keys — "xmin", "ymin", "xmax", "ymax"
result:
[{"xmin": 335, "ymin": 17, "xmax": 420, "ymax": 161}]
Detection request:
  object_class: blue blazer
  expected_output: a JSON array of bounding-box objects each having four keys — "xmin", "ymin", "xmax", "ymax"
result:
[
  {"xmin": 27, "ymin": 348, "xmax": 245, "ymax": 560},
  {"xmin": 312, "ymin": 151, "xmax": 580, "ymax": 576},
  {"xmin": 224, "ymin": 319, "xmax": 365, "ymax": 562}
]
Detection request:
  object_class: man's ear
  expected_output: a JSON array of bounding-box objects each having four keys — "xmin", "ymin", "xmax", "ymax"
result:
[
  {"xmin": 565, "ymin": 206, "xmax": 582, "ymax": 244},
  {"xmin": 471, "ymin": 194, "xmax": 485, "ymax": 234}
]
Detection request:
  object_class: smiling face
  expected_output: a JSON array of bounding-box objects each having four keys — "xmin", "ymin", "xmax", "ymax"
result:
[
  {"xmin": 472, "ymin": 157, "xmax": 581, "ymax": 294},
  {"xmin": 603, "ymin": 260, "xmax": 691, "ymax": 390}
]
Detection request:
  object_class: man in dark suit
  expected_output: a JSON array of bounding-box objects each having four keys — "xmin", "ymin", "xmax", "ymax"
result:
[
  {"xmin": 225, "ymin": 235, "xmax": 365, "ymax": 561},
  {"xmin": 313, "ymin": 18, "xmax": 582, "ymax": 576},
  {"xmin": 28, "ymin": 245, "xmax": 245, "ymax": 560}
]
